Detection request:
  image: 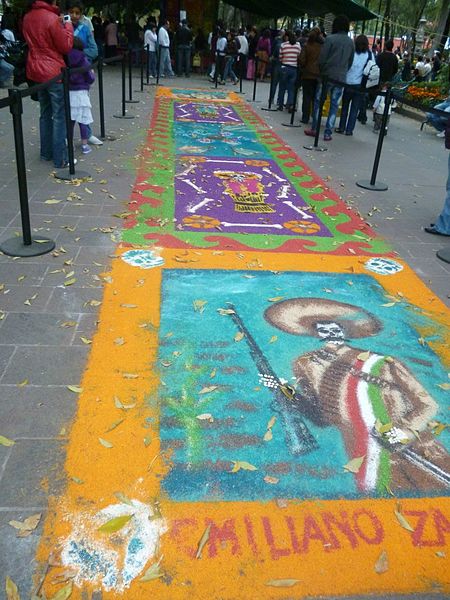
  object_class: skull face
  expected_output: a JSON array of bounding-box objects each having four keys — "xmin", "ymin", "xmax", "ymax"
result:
[{"xmin": 315, "ymin": 322, "xmax": 345, "ymax": 343}]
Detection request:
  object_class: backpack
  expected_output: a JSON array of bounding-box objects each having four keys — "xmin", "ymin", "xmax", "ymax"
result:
[
  {"xmin": 0, "ymin": 34, "xmax": 29, "ymax": 87},
  {"xmin": 361, "ymin": 52, "xmax": 380, "ymax": 89}
]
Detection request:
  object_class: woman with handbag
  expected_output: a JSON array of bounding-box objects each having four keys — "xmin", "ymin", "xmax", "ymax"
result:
[
  {"xmin": 256, "ymin": 29, "xmax": 271, "ymax": 81},
  {"xmin": 336, "ymin": 34, "xmax": 370, "ymax": 136}
]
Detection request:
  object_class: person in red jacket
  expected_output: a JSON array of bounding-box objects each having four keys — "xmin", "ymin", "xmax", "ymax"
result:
[{"xmin": 23, "ymin": 0, "xmax": 73, "ymax": 168}]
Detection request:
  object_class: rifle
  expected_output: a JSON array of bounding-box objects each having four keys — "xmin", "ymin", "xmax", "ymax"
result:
[{"xmin": 227, "ymin": 304, "xmax": 318, "ymax": 456}]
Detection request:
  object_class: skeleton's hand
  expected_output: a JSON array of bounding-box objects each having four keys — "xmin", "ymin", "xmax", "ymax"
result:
[{"xmin": 384, "ymin": 426, "xmax": 411, "ymax": 445}]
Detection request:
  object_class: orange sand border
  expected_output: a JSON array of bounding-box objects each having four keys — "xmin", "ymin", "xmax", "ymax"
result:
[{"xmin": 35, "ymin": 248, "xmax": 450, "ymax": 599}]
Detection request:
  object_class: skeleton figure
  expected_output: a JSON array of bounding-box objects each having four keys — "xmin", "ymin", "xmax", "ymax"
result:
[
  {"xmin": 265, "ymin": 298, "xmax": 449, "ymax": 495},
  {"xmin": 213, "ymin": 170, "xmax": 274, "ymax": 213}
]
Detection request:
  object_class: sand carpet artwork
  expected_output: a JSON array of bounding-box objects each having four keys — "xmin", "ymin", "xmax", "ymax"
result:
[
  {"xmin": 30, "ymin": 88, "xmax": 449, "ymax": 599},
  {"xmin": 121, "ymin": 88, "xmax": 392, "ymax": 255}
]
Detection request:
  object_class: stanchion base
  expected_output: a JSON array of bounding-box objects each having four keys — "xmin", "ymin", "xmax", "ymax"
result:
[
  {"xmin": 356, "ymin": 179, "xmax": 388, "ymax": 191},
  {"xmin": 261, "ymin": 107, "xmax": 279, "ymax": 112},
  {"xmin": 249, "ymin": 100, "xmax": 262, "ymax": 103},
  {"xmin": 113, "ymin": 113, "xmax": 135, "ymax": 119},
  {"xmin": 143, "ymin": 82, "xmax": 157, "ymax": 87},
  {"xmin": 0, "ymin": 237, "xmax": 55, "ymax": 257},
  {"xmin": 436, "ymin": 247, "xmax": 450, "ymax": 264},
  {"xmin": 134, "ymin": 89, "xmax": 145, "ymax": 93},
  {"xmin": 282, "ymin": 123, "xmax": 302, "ymax": 128},
  {"xmin": 303, "ymin": 144, "xmax": 328, "ymax": 152},
  {"xmin": 54, "ymin": 168, "xmax": 91, "ymax": 182},
  {"xmin": 125, "ymin": 99, "xmax": 140, "ymax": 104}
]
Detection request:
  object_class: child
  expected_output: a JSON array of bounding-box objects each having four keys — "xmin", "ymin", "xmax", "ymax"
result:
[
  {"xmin": 68, "ymin": 37, "xmax": 95, "ymax": 154},
  {"xmin": 372, "ymin": 85, "xmax": 392, "ymax": 134}
]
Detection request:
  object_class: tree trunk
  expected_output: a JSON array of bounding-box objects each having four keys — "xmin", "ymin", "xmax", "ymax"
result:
[
  {"xmin": 432, "ymin": 0, "xmax": 450, "ymax": 53},
  {"xmin": 384, "ymin": 0, "xmax": 392, "ymax": 43}
]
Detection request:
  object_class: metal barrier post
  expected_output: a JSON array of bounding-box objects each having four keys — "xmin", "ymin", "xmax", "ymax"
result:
[
  {"xmin": 114, "ymin": 54, "xmax": 134, "ymax": 119},
  {"xmin": 156, "ymin": 46, "xmax": 161, "ymax": 85},
  {"xmin": 126, "ymin": 51, "xmax": 139, "ymax": 103},
  {"xmin": 55, "ymin": 67, "xmax": 91, "ymax": 181},
  {"xmin": 135, "ymin": 48, "xmax": 144, "ymax": 92},
  {"xmin": 98, "ymin": 59, "xmax": 106, "ymax": 139},
  {"xmin": 356, "ymin": 87, "xmax": 391, "ymax": 191},
  {"xmin": 251, "ymin": 56, "xmax": 261, "ymax": 102},
  {"xmin": 0, "ymin": 90, "xmax": 55, "ymax": 257},
  {"xmin": 143, "ymin": 44, "xmax": 154, "ymax": 86},
  {"xmin": 261, "ymin": 64, "xmax": 278, "ymax": 112},
  {"xmin": 304, "ymin": 77, "xmax": 328, "ymax": 152}
]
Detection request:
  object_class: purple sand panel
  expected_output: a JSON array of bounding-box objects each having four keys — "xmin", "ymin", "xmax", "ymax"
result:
[
  {"xmin": 175, "ymin": 157, "xmax": 331, "ymax": 237},
  {"xmin": 174, "ymin": 102, "xmax": 244, "ymax": 124}
]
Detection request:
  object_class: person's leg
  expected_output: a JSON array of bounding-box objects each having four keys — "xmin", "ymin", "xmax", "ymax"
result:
[
  {"xmin": 345, "ymin": 87, "xmax": 363, "ymax": 134},
  {"xmin": 358, "ymin": 92, "xmax": 368, "ymax": 123},
  {"xmin": 337, "ymin": 87, "xmax": 351, "ymax": 131},
  {"xmin": 277, "ymin": 67, "xmax": 287, "ymax": 109},
  {"xmin": 301, "ymin": 78, "xmax": 313, "ymax": 123},
  {"xmin": 184, "ymin": 47, "xmax": 191, "ymax": 76},
  {"xmin": 177, "ymin": 46, "xmax": 183, "ymax": 75},
  {"xmin": 324, "ymin": 85, "xmax": 343, "ymax": 138},
  {"xmin": 0, "ymin": 58, "xmax": 14, "ymax": 86},
  {"xmin": 434, "ymin": 153, "xmax": 450, "ymax": 234},
  {"xmin": 269, "ymin": 62, "xmax": 281, "ymax": 104},
  {"xmin": 48, "ymin": 81, "xmax": 67, "ymax": 168},
  {"xmin": 229, "ymin": 58, "xmax": 238, "ymax": 83},
  {"xmin": 38, "ymin": 87, "xmax": 53, "ymax": 161},
  {"xmin": 79, "ymin": 123, "xmax": 92, "ymax": 154},
  {"xmin": 286, "ymin": 67, "xmax": 297, "ymax": 107},
  {"xmin": 309, "ymin": 81, "xmax": 323, "ymax": 132}
]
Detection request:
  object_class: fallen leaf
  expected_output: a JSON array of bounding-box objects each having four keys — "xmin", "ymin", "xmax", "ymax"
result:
[
  {"xmin": 267, "ymin": 296, "xmax": 284, "ymax": 302},
  {"xmin": 114, "ymin": 397, "xmax": 136, "ymax": 410},
  {"xmin": 80, "ymin": 337, "xmax": 92, "ymax": 345},
  {"xmin": 264, "ymin": 475, "xmax": 279, "ymax": 484},
  {"xmin": 374, "ymin": 550, "xmax": 389, "ymax": 574},
  {"xmin": 9, "ymin": 514, "xmax": 41, "ymax": 537},
  {"xmin": 144, "ymin": 436, "xmax": 151, "ymax": 447},
  {"xmin": 195, "ymin": 525, "xmax": 211, "ymax": 559},
  {"xmin": 210, "ymin": 368, "xmax": 216, "ymax": 378},
  {"xmin": 196, "ymin": 413, "xmax": 214, "ymax": 422},
  {"xmin": 357, "ymin": 351, "xmax": 370, "ymax": 361},
  {"xmin": 394, "ymin": 504, "xmax": 415, "ymax": 532},
  {"xmin": 114, "ymin": 337, "xmax": 125, "ymax": 346},
  {"xmin": 17, "ymin": 379, "xmax": 28, "ymax": 387},
  {"xmin": 435, "ymin": 551, "xmax": 446, "ymax": 558},
  {"xmin": 199, "ymin": 385, "xmax": 218, "ymax": 394},
  {"xmin": 5, "ymin": 576, "xmax": 20, "ymax": 600},
  {"xmin": 98, "ymin": 437, "xmax": 113, "ymax": 448},
  {"xmin": 344, "ymin": 455, "xmax": 365, "ymax": 474},
  {"xmin": 71, "ymin": 476, "xmax": 84, "ymax": 484},
  {"xmin": 265, "ymin": 579, "xmax": 300, "ymax": 587},
  {"xmin": 67, "ymin": 385, "xmax": 82, "ymax": 394},
  {"xmin": 437, "ymin": 383, "xmax": 450, "ymax": 390},
  {"xmin": 98, "ymin": 514, "xmax": 133, "ymax": 533},
  {"xmin": 234, "ymin": 331, "xmax": 244, "ymax": 342},
  {"xmin": 217, "ymin": 308, "xmax": 235, "ymax": 315},
  {"xmin": 140, "ymin": 556, "xmax": 164, "ymax": 581},
  {"xmin": 49, "ymin": 582, "xmax": 73, "ymax": 600},
  {"xmin": 0, "ymin": 435, "xmax": 15, "ymax": 447},
  {"xmin": 123, "ymin": 373, "xmax": 139, "ymax": 379},
  {"xmin": 263, "ymin": 429, "xmax": 273, "ymax": 442},
  {"xmin": 61, "ymin": 321, "xmax": 77, "ymax": 328},
  {"xmin": 267, "ymin": 416, "xmax": 277, "ymax": 429},
  {"xmin": 106, "ymin": 419, "xmax": 124, "ymax": 432},
  {"xmin": 44, "ymin": 199, "xmax": 62, "ymax": 204},
  {"xmin": 193, "ymin": 299, "xmax": 207, "ymax": 313},
  {"xmin": 64, "ymin": 278, "xmax": 77, "ymax": 287},
  {"xmin": 120, "ymin": 303, "xmax": 137, "ymax": 308},
  {"xmin": 377, "ymin": 422, "xmax": 393, "ymax": 434},
  {"xmin": 230, "ymin": 460, "xmax": 258, "ymax": 473},
  {"xmin": 269, "ymin": 335, "xmax": 278, "ymax": 343},
  {"xmin": 114, "ymin": 492, "xmax": 133, "ymax": 505}
]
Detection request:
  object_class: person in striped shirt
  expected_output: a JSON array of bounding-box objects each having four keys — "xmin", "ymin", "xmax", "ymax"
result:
[
  {"xmin": 277, "ymin": 31, "xmax": 301, "ymax": 112},
  {"xmin": 265, "ymin": 297, "xmax": 449, "ymax": 494}
]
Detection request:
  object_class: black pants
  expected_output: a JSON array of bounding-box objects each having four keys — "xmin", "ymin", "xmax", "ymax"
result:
[{"xmin": 301, "ymin": 78, "xmax": 318, "ymax": 124}]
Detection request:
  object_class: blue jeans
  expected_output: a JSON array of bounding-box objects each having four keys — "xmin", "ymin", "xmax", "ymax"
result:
[
  {"xmin": 338, "ymin": 85, "xmax": 364, "ymax": 134},
  {"xmin": 159, "ymin": 46, "xmax": 174, "ymax": 76},
  {"xmin": 434, "ymin": 153, "xmax": 450, "ymax": 235},
  {"xmin": 38, "ymin": 81, "xmax": 67, "ymax": 168},
  {"xmin": 269, "ymin": 60, "xmax": 281, "ymax": 104},
  {"xmin": 177, "ymin": 45, "xmax": 191, "ymax": 76},
  {"xmin": 426, "ymin": 99, "xmax": 450, "ymax": 132},
  {"xmin": 311, "ymin": 82, "xmax": 343, "ymax": 137},
  {"xmin": 277, "ymin": 65, "xmax": 297, "ymax": 108},
  {"xmin": 147, "ymin": 50, "xmax": 156, "ymax": 77},
  {"xmin": 223, "ymin": 56, "xmax": 237, "ymax": 83},
  {"xmin": 0, "ymin": 58, "xmax": 14, "ymax": 85}
]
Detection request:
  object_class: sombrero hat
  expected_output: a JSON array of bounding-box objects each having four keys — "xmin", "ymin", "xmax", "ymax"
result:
[{"xmin": 264, "ymin": 298, "xmax": 382, "ymax": 338}]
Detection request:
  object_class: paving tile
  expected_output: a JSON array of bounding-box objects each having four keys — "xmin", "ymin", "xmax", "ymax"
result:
[
  {"xmin": 0, "ymin": 345, "xmax": 15, "ymax": 373},
  {"xmin": 0, "ymin": 313, "xmax": 77, "ymax": 345},
  {"xmin": 1, "ymin": 345, "xmax": 88, "ymax": 385},
  {"xmin": 74, "ymin": 246, "xmax": 115, "ymax": 266},
  {"xmin": 0, "ymin": 510, "xmax": 42, "ymax": 597},
  {"xmin": 0, "ymin": 439, "xmax": 66, "ymax": 507},
  {"xmin": 55, "ymin": 228, "xmax": 117, "ymax": 247},
  {"xmin": 40, "ymin": 265, "xmax": 106, "ymax": 288},
  {"xmin": 0, "ymin": 263, "xmax": 48, "ymax": 285},
  {"xmin": 45, "ymin": 286, "xmax": 104, "ymax": 314},
  {"xmin": 0, "ymin": 385, "xmax": 76, "ymax": 438},
  {"xmin": 0, "ymin": 285, "xmax": 53, "ymax": 313},
  {"xmin": 60, "ymin": 202, "xmax": 103, "ymax": 216}
]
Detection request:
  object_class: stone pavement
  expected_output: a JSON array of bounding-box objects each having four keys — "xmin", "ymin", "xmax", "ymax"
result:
[{"xmin": 0, "ymin": 72, "xmax": 448, "ymax": 599}]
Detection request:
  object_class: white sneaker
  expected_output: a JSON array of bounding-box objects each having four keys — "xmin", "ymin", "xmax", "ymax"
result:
[
  {"xmin": 436, "ymin": 131, "xmax": 445, "ymax": 138},
  {"xmin": 88, "ymin": 135, "xmax": 103, "ymax": 146}
]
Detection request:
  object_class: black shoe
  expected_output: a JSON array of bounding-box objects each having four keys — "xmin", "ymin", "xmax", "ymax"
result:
[
  {"xmin": 345, "ymin": 131, "xmax": 353, "ymax": 136},
  {"xmin": 424, "ymin": 226, "xmax": 450, "ymax": 236},
  {"xmin": 335, "ymin": 128, "xmax": 344, "ymax": 134}
]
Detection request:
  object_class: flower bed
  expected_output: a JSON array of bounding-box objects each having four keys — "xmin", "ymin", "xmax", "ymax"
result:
[{"xmin": 403, "ymin": 81, "xmax": 448, "ymax": 108}]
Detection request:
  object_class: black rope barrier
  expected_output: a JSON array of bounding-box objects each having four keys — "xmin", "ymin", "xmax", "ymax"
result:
[
  {"xmin": 126, "ymin": 50, "xmax": 139, "ymax": 104},
  {"xmin": 114, "ymin": 53, "xmax": 135, "ymax": 119},
  {"xmin": 0, "ymin": 89, "xmax": 55, "ymax": 257},
  {"xmin": 304, "ymin": 76, "xmax": 329, "ymax": 152}
]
